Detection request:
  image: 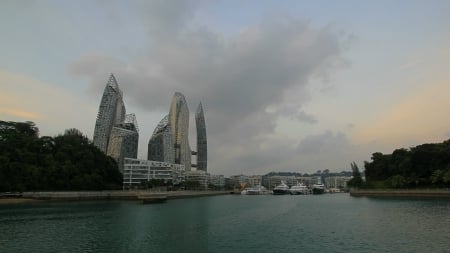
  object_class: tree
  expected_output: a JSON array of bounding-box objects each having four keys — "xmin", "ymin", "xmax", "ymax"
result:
[
  {"xmin": 0, "ymin": 122, "xmax": 122, "ymax": 191},
  {"xmin": 347, "ymin": 161, "xmax": 364, "ymax": 188}
]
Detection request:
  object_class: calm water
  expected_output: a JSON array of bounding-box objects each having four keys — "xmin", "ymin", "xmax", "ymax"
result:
[{"xmin": 1, "ymin": 194, "xmax": 450, "ymax": 252}]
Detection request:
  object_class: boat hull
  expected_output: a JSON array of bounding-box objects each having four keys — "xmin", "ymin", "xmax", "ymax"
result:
[
  {"xmin": 273, "ymin": 189, "xmax": 289, "ymax": 195},
  {"xmin": 312, "ymin": 188, "xmax": 325, "ymax": 194},
  {"xmin": 289, "ymin": 190, "xmax": 307, "ymax": 195}
]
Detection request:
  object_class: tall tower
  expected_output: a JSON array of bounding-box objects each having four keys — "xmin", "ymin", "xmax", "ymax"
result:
[
  {"xmin": 169, "ymin": 92, "xmax": 191, "ymax": 171},
  {"xmin": 93, "ymin": 74, "xmax": 125, "ymax": 153},
  {"xmin": 195, "ymin": 102, "xmax": 207, "ymax": 171},
  {"xmin": 107, "ymin": 114, "xmax": 139, "ymax": 173},
  {"xmin": 93, "ymin": 74, "xmax": 138, "ymax": 173},
  {"xmin": 148, "ymin": 115, "xmax": 175, "ymax": 163}
]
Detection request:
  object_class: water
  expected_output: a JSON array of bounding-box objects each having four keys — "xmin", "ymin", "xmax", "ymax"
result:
[{"xmin": 1, "ymin": 194, "xmax": 449, "ymax": 252}]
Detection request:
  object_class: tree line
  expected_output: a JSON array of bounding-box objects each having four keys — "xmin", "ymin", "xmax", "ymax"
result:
[
  {"xmin": 348, "ymin": 139, "xmax": 450, "ymax": 188},
  {"xmin": 0, "ymin": 121, "xmax": 122, "ymax": 192}
]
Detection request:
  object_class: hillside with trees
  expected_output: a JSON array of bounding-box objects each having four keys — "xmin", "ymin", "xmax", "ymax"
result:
[
  {"xmin": 362, "ymin": 140, "xmax": 450, "ymax": 188},
  {"xmin": 0, "ymin": 121, "xmax": 122, "ymax": 192}
]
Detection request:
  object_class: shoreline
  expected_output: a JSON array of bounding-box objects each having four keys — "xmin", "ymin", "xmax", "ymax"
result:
[
  {"xmin": 350, "ymin": 189, "xmax": 450, "ymax": 199},
  {"xmin": 0, "ymin": 190, "xmax": 231, "ymax": 205}
]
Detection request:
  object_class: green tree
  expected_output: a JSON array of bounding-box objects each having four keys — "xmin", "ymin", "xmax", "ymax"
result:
[
  {"xmin": 347, "ymin": 161, "xmax": 364, "ymax": 188},
  {"xmin": 0, "ymin": 121, "xmax": 122, "ymax": 191}
]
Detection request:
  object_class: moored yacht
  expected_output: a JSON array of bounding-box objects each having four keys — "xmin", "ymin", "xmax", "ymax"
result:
[
  {"xmin": 312, "ymin": 183, "xmax": 325, "ymax": 194},
  {"xmin": 289, "ymin": 183, "xmax": 309, "ymax": 195},
  {"xmin": 273, "ymin": 181, "xmax": 290, "ymax": 195},
  {"xmin": 312, "ymin": 178, "xmax": 325, "ymax": 194},
  {"xmin": 241, "ymin": 185, "xmax": 269, "ymax": 195}
]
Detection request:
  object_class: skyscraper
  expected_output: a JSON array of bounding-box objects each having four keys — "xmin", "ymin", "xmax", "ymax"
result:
[
  {"xmin": 195, "ymin": 102, "xmax": 207, "ymax": 171},
  {"xmin": 93, "ymin": 74, "xmax": 126, "ymax": 153},
  {"xmin": 148, "ymin": 115, "xmax": 175, "ymax": 163},
  {"xmin": 169, "ymin": 92, "xmax": 191, "ymax": 171},
  {"xmin": 93, "ymin": 74, "xmax": 138, "ymax": 172},
  {"xmin": 107, "ymin": 114, "xmax": 139, "ymax": 173}
]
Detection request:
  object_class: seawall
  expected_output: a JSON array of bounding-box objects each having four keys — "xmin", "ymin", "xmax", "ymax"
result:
[
  {"xmin": 350, "ymin": 189, "xmax": 450, "ymax": 199},
  {"xmin": 0, "ymin": 190, "xmax": 230, "ymax": 204}
]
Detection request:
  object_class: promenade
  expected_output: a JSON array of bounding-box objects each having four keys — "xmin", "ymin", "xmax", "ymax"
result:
[{"xmin": 0, "ymin": 190, "xmax": 231, "ymax": 204}]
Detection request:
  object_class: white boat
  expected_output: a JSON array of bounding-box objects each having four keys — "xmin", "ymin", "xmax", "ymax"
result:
[
  {"xmin": 273, "ymin": 181, "xmax": 290, "ymax": 195},
  {"xmin": 289, "ymin": 183, "xmax": 309, "ymax": 195},
  {"xmin": 312, "ymin": 178, "xmax": 326, "ymax": 194},
  {"xmin": 241, "ymin": 185, "xmax": 269, "ymax": 195}
]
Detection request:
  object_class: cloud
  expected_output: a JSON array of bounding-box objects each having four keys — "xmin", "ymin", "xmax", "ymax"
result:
[
  {"xmin": 295, "ymin": 130, "xmax": 368, "ymax": 171},
  {"xmin": 0, "ymin": 71, "xmax": 97, "ymax": 137},
  {"xmin": 0, "ymin": 108, "xmax": 42, "ymax": 120},
  {"xmin": 356, "ymin": 81, "xmax": 450, "ymax": 147},
  {"xmin": 69, "ymin": 3, "xmax": 348, "ymax": 174},
  {"xmin": 297, "ymin": 130, "xmax": 351, "ymax": 155}
]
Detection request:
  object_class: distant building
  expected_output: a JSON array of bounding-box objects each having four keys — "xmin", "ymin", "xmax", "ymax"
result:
[
  {"xmin": 93, "ymin": 74, "xmax": 126, "ymax": 153},
  {"xmin": 262, "ymin": 175, "xmax": 318, "ymax": 189},
  {"xmin": 123, "ymin": 158, "xmax": 185, "ymax": 189},
  {"xmin": 323, "ymin": 176, "xmax": 350, "ymax": 189},
  {"xmin": 195, "ymin": 102, "xmax": 207, "ymax": 171},
  {"xmin": 169, "ymin": 92, "xmax": 191, "ymax": 171},
  {"xmin": 147, "ymin": 93, "xmax": 208, "ymax": 174},
  {"xmin": 93, "ymin": 74, "xmax": 138, "ymax": 172},
  {"xmin": 148, "ymin": 115, "xmax": 175, "ymax": 163},
  {"xmin": 185, "ymin": 170, "xmax": 209, "ymax": 190},
  {"xmin": 230, "ymin": 174, "xmax": 250, "ymax": 189},
  {"xmin": 209, "ymin": 174, "xmax": 225, "ymax": 188},
  {"xmin": 107, "ymin": 114, "xmax": 139, "ymax": 173}
]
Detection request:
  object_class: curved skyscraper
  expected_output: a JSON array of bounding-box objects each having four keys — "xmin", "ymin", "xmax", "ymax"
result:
[
  {"xmin": 195, "ymin": 102, "xmax": 207, "ymax": 171},
  {"xmin": 93, "ymin": 74, "xmax": 126, "ymax": 153},
  {"xmin": 148, "ymin": 115, "xmax": 175, "ymax": 163},
  {"xmin": 93, "ymin": 74, "xmax": 138, "ymax": 173},
  {"xmin": 107, "ymin": 114, "xmax": 139, "ymax": 173},
  {"xmin": 169, "ymin": 92, "xmax": 191, "ymax": 171}
]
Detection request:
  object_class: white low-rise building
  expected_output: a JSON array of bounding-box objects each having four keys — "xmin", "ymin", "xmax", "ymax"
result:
[{"xmin": 123, "ymin": 158, "xmax": 185, "ymax": 189}]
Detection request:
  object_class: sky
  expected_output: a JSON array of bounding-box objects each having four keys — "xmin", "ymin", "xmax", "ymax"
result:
[{"xmin": 1, "ymin": 0, "xmax": 450, "ymax": 176}]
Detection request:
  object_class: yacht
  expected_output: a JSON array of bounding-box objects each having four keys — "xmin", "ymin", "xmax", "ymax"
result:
[
  {"xmin": 289, "ymin": 183, "xmax": 309, "ymax": 195},
  {"xmin": 312, "ymin": 179, "xmax": 325, "ymax": 194},
  {"xmin": 241, "ymin": 185, "xmax": 269, "ymax": 195},
  {"xmin": 273, "ymin": 181, "xmax": 290, "ymax": 195}
]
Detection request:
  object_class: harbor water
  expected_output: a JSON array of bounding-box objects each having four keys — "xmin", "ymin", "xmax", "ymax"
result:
[{"xmin": 1, "ymin": 194, "xmax": 449, "ymax": 252}]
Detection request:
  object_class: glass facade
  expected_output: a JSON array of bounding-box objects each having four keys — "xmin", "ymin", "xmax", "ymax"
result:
[
  {"xmin": 195, "ymin": 102, "xmax": 207, "ymax": 171},
  {"xmin": 93, "ymin": 74, "xmax": 138, "ymax": 172},
  {"xmin": 169, "ymin": 92, "xmax": 191, "ymax": 171},
  {"xmin": 93, "ymin": 74, "xmax": 125, "ymax": 153},
  {"xmin": 107, "ymin": 114, "xmax": 139, "ymax": 173},
  {"xmin": 148, "ymin": 115, "xmax": 175, "ymax": 163}
]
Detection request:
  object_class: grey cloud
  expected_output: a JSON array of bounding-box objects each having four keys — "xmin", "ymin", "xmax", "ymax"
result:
[
  {"xmin": 294, "ymin": 130, "xmax": 366, "ymax": 171},
  {"xmin": 297, "ymin": 131, "xmax": 350, "ymax": 155},
  {"xmin": 69, "ymin": 3, "xmax": 348, "ymax": 173},
  {"xmin": 294, "ymin": 111, "xmax": 317, "ymax": 124},
  {"xmin": 135, "ymin": 0, "xmax": 201, "ymax": 40}
]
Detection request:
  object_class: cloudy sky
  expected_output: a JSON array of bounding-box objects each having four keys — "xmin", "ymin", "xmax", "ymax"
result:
[{"xmin": 1, "ymin": 0, "xmax": 450, "ymax": 176}]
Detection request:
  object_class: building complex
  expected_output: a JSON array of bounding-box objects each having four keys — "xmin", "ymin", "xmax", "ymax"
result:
[
  {"xmin": 93, "ymin": 74, "xmax": 209, "ymax": 188},
  {"xmin": 93, "ymin": 74, "xmax": 139, "ymax": 173}
]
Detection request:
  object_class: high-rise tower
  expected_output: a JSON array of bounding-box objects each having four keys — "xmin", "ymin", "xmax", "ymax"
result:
[
  {"xmin": 195, "ymin": 102, "xmax": 207, "ymax": 171},
  {"xmin": 169, "ymin": 92, "xmax": 191, "ymax": 171},
  {"xmin": 93, "ymin": 74, "xmax": 126, "ymax": 153},
  {"xmin": 93, "ymin": 74, "xmax": 138, "ymax": 173},
  {"xmin": 148, "ymin": 115, "xmax": 175, "ymax": 163},
  {"xmin": 107, "ymin": 114, "xmax": 139, "ymax": 173}
]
